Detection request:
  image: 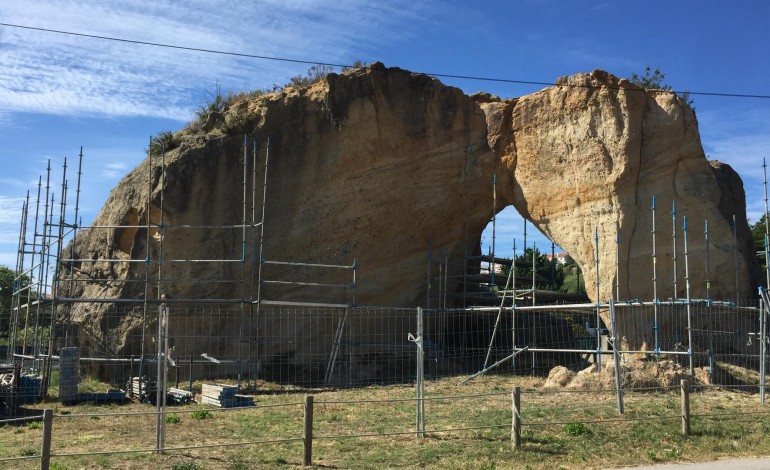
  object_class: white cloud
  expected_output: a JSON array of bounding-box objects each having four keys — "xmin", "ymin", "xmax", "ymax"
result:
[
  {"xmin": 102, "ymin": 162, "xmax": 128, "ymax": 179},
  {"xmin": 700, "ymin": 105, "xmax": 770, "ymax": 223},
  {"xmin": 0, "ymin": 196, "xmax": 25, "ymax": 224},
  {"xmin": 0, "ymin": 1, "xmax": 440, "ymax": 123}
]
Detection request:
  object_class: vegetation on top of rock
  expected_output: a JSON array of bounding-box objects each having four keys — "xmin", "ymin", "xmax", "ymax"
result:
[
  {"xmin": 629, "ymin": 66, "xmax": 694, "ymax": 109},
  {"xmin": 146, "ymin": 131, "xmax": 177, "ymax": 157}
]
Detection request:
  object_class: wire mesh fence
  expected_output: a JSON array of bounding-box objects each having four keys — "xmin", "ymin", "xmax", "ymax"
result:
[{"xmin": 5, "ymin": 300, "xmax": 767, "ymax": 393}]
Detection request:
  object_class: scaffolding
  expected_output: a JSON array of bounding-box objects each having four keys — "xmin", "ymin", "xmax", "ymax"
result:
[{"xmin": 4, "ymin": 136, "xmax": 357, "ymax": 396}]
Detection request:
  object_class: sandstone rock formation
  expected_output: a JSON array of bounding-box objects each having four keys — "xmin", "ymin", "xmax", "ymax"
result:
[{"xmin": 61, "ymin": 63, "xmax": 759, "ymax": 377}]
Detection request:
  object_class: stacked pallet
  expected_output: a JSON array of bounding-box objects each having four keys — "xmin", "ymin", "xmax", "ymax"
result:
[
  {"xmin": 127, "ymin": 377, "xmax": 157, "ymax": 403},
  {"xmin": 58, "ymin": 347, "xmax": 79, "ymax": 403},
  {"xmin": 168, "ymin": 387, "xmax": 193, "ymax": 405},
  {"xmin": 200, "ymin": 384, "xmax": 254, "ymax": 408},
  {"xmin": 0, "ymin": 364, "xmax": 19, "ymax": 417},
  {"xmin": 200, "ymin": 384, "xmax": 237, "ymax": 407}
]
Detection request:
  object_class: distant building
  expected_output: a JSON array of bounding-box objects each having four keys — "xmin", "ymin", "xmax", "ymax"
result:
[{"xmin": 546, "ymin": 252, "xmax": 572, "ymax": 265}]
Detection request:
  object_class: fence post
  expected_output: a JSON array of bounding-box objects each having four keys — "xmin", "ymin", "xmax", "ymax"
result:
[
  {"xmin": 609, "ymin": 300, "xmax": 624, "ymax": 414},
  {"xmin": 512, "ymin": 387, "xmax": 521, "ymax": 449},
  {"xmin": 303, "ymin": 395, "xmax": 314, "ymax": 467},
  {"xmin": 680, "ymin": 379, "xmax": 690, "ymax": 436},
  {"xmin": 40, "ymin": 408, "xmax": 53, "ymax": 470}
]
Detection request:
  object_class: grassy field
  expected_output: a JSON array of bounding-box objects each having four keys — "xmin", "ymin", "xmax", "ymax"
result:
[{"xmin": 2, "ymin": 375, "xmax": 770, "ymax": 469}]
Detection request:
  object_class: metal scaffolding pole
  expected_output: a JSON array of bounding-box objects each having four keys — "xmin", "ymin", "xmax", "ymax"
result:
[
  {"xmin": 672, "ymin": 200, "xmax": 678, "ymax": 299},
  {"xmin": 615, "ymin": 223, "xmax": 620, "ymax": 301},
  {"xmin": 482, "ymin": 242, "xmax": 516, "ymax": 372},
  {"xmin": 531, "ymin": 241, "xmax": 536, "ymax": 306},
  {"xmin": 762, "ymin": 158, "xmax": 770, "ymax": 289},
  {"xmin": 491, "ymin": 173, "xmax": 497, "ymax": 290},
  {"xmin": 255, "ymin": 137, "xmax": 271, "ymax": 314},
  {"xmin": 652, "ymin": 196, "xmax": 659, "ymax": 353},
  {"xmin": 43, "ymin": 158, "xmax": 69, "ymax": 392},
  {"xmin": 140, "ymin": 145, "xmax": 153, "ymax": 398},
  {"xmin": 594, "ymin": 227, "xmax": 602, "ymax": 371},
  {"xmin": 733, "ymin": 214, "xmax": 739, "ymax": 305},
  {"xmin": 8, "ymin": 194, "xmax": 28, "ymax": 363},
  {"xmin": 683, "ymin": 215, "xmax": 694, "ymax": 376}
]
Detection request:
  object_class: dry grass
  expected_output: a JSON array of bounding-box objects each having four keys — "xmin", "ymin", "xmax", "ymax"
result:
[{"xmin": 2, "ymin": 375, "xmax": 770, "ymax": 469}]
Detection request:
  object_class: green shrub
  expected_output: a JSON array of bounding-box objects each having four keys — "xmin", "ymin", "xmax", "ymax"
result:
[
  {"xmin": 146, "ymin": 131, "xmax": 177, "ymax": 157},
  {"xmin": 563, "ymin": 422, "xmax": 592, "ymax": 436},
  {"xmin": 191, "ymin": 410, "xmax": 213, "ymax": 420},
  {"xmin": 26, "ymin": 421, "xmax": 41, "ymax": 429},
  {"xmin": 165, "ymin": 414, "xmax": 181, "ymax": 424}
]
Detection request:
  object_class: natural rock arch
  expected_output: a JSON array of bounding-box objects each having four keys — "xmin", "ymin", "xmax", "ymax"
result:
[{"xmin": 64, "ymin": 63, "xmax": 759, "ymax": 364}]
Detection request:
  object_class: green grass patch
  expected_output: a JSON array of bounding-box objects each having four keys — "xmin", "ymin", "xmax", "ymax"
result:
[{"xmin": 5, "ymin": 375, "xmax": 770, "ymax": 469}]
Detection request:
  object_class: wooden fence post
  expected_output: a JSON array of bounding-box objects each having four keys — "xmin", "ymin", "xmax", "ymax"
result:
[
  {"xmin": 680, "ymin": 379, "xmax": 690, "ymax": 436},
  {"xmin": 303, "ymin": 395, "xmax": 314, "ymax": 467},
  {"xmin": 512, "ymin": 387, "xmax": 521, "ymax": 449},
  {"xmin": 40, "ymin": 409, "xmax": 53, "ymax": 470}
]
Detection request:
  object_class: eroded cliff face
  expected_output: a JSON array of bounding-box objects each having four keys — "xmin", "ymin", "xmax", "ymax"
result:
[{"xmin": 62, "ymin": 63, "xmax": 758, "ymax": 365}]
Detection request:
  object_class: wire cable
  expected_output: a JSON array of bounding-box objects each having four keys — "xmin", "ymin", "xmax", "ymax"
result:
[{"xmin": 2, "ymin": 22, "xmax": 770, "ymax": 99}]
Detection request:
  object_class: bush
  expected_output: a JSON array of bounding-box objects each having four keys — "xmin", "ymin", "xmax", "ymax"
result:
[
  {"xmin": 563, "ymin": 422, "xmax": 592, "ymax": 436},
  {"xmin": 165, "ymin": 414, "xmax": 181, "ymax": 424},
  {"xmin": 191, "ymin": 410, "xmax": 213, "ymax": 420},
  {"xmin": 146, "ymin": 131, "xmax": 177, "ymax": 157}
]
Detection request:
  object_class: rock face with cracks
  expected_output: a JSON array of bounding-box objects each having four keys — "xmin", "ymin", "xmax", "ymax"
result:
[{"xmin": 62, "ymin": 64, "xmax": 759, "ymax": 378}]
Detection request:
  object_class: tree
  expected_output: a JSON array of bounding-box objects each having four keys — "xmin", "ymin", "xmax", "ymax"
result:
[
  {"xmin": 504, "ymin": 247, "xmax": 564, "ymax": 291},
  {"xmin": 751, "ymin": 215, "xmax": 769, "ymax": 269},
  {"xmin": 629, "ymin": 66, "xmax": 694, "ymax": 109},
  {"xmin": 0, "ymin": 266, "xmax": 31, "ymax": 335}
]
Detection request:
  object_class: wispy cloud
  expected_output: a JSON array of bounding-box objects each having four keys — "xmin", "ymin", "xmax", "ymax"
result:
[
  {"xmin": 700, "ymin": 106, "xmax": 770, "ymax": 223},
  {"xmin": 0, "ymin": 196, "xmax": 25, "ymax": 225},
  {"xmin": 102, "ymin": 162, "xmax": 128, "ymax": 179},
  {"xmin": 0, "ymin": 1, "xmax": 440, "ymax": 124}
]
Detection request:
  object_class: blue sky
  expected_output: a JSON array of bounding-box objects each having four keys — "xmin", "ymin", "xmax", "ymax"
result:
[{"xmin": 1, "ymin": 0, "xmax": 769, "ymax": 269}]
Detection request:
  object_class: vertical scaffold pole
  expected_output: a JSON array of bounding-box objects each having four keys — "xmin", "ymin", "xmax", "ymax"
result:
[
  {"xmin": 491, "ymin": 173, "xmax": 497, "ymax": 290},
  {"xmin": 426, "ymin": 239, "xmax": 432, "ymax": 309},
  {"xmin": 483, "ymin": 242, "xmax": 516, "ymax": 372},
  {"xmin": 594, "ymin": 227, "xmax": 602, "ymax": 371},
  {"xmin": 764, "ymin": 158, "xmax": 770, "ymax": 293},
  {"xmin": 673, "ymin": 201, "xmax": 678, "ymax": 300},
  {"xmin": 609, "ymin": 299, "xmax": 624, "ymax": 414},
  {"xmin": 239, "ymin": 136, "xmax": 248, "ymax": 386},
  {"xmin": 250, "ymin": 140, "xmax": 258, "ymax": 384},
  {"xmin": 512, "ymin": 239, "xmax": 517, "ymax": 370},
  {"xmin": 155, "ymin": 304, "xmax": 167, "ymax": 454},
  {"xmin": 733, "ymin": 215, "xmax": 739, "ymax": 305},
  {"xmin": 9, "ymin": 195, "xmax": 28, "ymax": 363},
  {"xmin": 652, "ymin": 196, "xmax": 659, "ymax": 354},
  {"xmin": 705, "ymin": 220, "xmax": 711, "ymax": 303},
  {"xmin": 443, "ymin": 251, "xmax": 448, "ymax": 309},
  {"xmin": 68, "ymin": 148, "xmax": 83, "ymax": 302},
  {"xmin": 759, "ymin": 286, "xmax": 770, "ymax": 405},
  {"xmin": 157, "ymin": 147, "xmax": 166, "ymax": 301},
  {"xmin": 615, "ymin": 223, "xmax": 620, "ymax": 301},
  {"xmin": 551, "ymin": 241, "xmax": 556, "ymax": 290},
  {"xmin": 28, "ymin": 162, "xmax": 51, "ymax": 372},
  {"xmin": 705, "ymin": 220, "xmax": 713, "ymax": 381},
  {"xmin": 683, "ymin": 215, "xmax": 694, "ymax": 377},
  {"xmin": 531, "ymin": 241, "xmax": 536, "ymax": 306},
  {"xmin": 256, "ymin": 138, "xmax": 270, "ymax": 314},
  {"xmin": 44, "ymin": 157, "xmax": 69, "ymax": 392}
]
